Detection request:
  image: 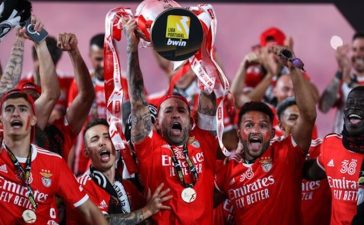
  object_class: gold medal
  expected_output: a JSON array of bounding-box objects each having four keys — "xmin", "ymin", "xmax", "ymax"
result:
[
  {"xmin": 181, "ymin": 187, "xmax": 197, "ymax": 203},
  {"xmin": 22, "ymin": 209, "xmax": 37, "ymax": 224}
]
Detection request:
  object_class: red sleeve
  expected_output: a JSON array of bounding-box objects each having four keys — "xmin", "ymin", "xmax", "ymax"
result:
[
  {"xmin": 134, "ymin": 131, "xmax": 155, "ymax": 161},
  {"xmin": 198, "ymin": 128, "xmax": 218, "ymax": 166},
  {"xmin": 53, "ymin": 119, "xmax": 77, "ymax": 161},
  {"xmin": 56, "ymin": 158, "xmax": 88, "ymax": 207},
  {"xmin": 214, "ymin": 161, "xmax": 231, "ymax": 194},
  {"xmin": 67, "ymin": 79, "xmax": 78, "ymax": 107},
  {"xmin": 317, "ymin": 137, "xmax": 327, "ymax": 171},
  {"xmin": 274, "ymin": 136, "xmax": 305, "ymax": 168}
]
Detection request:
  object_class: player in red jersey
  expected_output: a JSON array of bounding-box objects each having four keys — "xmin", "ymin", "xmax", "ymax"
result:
[
  {"xmin": 305, "ymin": 86, "xmax": 364, "ymax": 225},
  {"xmin": 0, "ymin": 89, "xmax": 107, "ymax": 225},
  {"xmin": 67, "ymin": 118, "xmax": 172, "ymax": 224},
  {"xmin": 18, "ymin": 33, "xmax": 94, "ymax": 165},
  {"xmin": 124, "ymin": 19, "xmax": 218, "ymax": 225},
  {"xmin": 276, "ymin": 97, "xmax": 331, "ymax": 225},
  {"xmin": 215, "ymin": 52, "xmax": 316, "ymax": 225}
]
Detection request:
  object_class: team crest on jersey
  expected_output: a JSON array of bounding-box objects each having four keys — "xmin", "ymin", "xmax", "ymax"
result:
[
  {"xmin": 40, "ymin": 169, "xmax": 53, "ymax": 188},
  {"xmin": 184, "ymin": 136, "xmax": 200, "ymax": 148},
  {"xmin": 259, "ymin": 157, "xmax": 272, "ymax": 172}
]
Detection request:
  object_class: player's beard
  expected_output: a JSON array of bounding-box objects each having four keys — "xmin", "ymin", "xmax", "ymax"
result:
[{"xmin": 161, "ymin": 126, "xmax": 189, "ymax": 146}]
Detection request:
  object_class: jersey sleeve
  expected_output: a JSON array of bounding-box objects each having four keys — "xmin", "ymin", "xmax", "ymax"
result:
[
  {"xmin": 214, "ymin": 162, "xmax": 231, "ymax": 194},
  {"xmin": 198, "ymin": 128, "xmax": 218, "ymax": 166},
  {"xmin": 273, "ymin": 136, "xmax": 305, "ymax": 169},
  {"xmin": 133, "ymin": 130, "xmax": 155, "ymax": 161},
  {"xmin": 56, "ymin": 158, "xmax": 89, "ymax": 207},
  {"xmin": 317, "ymin": 137, "xmax": 327, "ymax": 171}
]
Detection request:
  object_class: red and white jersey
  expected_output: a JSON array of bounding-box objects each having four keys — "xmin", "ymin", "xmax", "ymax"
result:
[
  {"xmin": 301, "ymin": 139, "xmax": 331, "ymax": 225},
  {"xmin": 134, "ymin": 127, "xmax": 218, "ymax": 225},
  {"xmin": 0, "ymin": 144, "xmax": 88, "ymax": 225},
  {"xmin": 68, "ymin": 76, "xmax": 107, "ymax": 120},
  {"xmin": 67, "ymin": 170, "xmax": 145, "ymax": 225},
  {"xmin": 317, "ymin": 133, "xmax": 364, "ymax": 225},
  {"xmin": 215, "ymin": 136, "xmax": 305, "ymax": 225}
]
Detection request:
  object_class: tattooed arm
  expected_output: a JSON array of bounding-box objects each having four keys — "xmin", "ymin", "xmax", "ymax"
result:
[
  {"xmin": 318, "ymin": 75, "xmax": 341, "ymax": 113},
  {"xmin": 124, "ymin": 19, "xmax": 152, "ymax": 144},
  {"xmin": 197, "ymin": 91, "xmax": 217, "ymax": 132},
  {"xmin": 107, "ymin": 183, "xmax": 172, "ymax": 225},
  {"xmin": 0, "ymin": 35, "xmax": 25, "ymax": 97}
]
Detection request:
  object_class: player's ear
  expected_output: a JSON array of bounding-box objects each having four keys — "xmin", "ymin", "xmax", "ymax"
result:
[
  {"xmin": 84, "ymin": 147, "xmax": 90, "ymax": 158},
  {"xmin": 271, "ymin": 128, "xmax": 276, "ymax": 139},
  {"xmin": 155, "ymin": 118, "xmax": 161, "ymax": 131}
]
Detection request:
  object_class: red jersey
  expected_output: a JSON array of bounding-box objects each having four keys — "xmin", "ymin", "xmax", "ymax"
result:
[
  {"xmin": 215, "ymin": 136, "xmax": 305, "ymax": 225},
  {"xmin": 0, "ymin": 144, "xmax": 88, "ymax": 225},
  {"xmin": 52, "ymin": 118, "xmax": 77, "ymax": 162},
  {"xmin": 34, "ymin": 118, "xmax": 77, "ymax": 162},
  {"xmin": 317, "ymin": 134, "xmax": 364, "ymax": 225},
  {"xmin": 67, "ymin": 170, "xmax": 145, "ymax": 225},
  {"xmin": 301, "ymin": 139, "xmax": 331, "ymax": 225},
  {"xmin": 134, "ymin": 128, "xmax": 218, "ymax": 225},
  {"xmin": 68, "ymin": 77, "xmax": 107, "ymax": 120},
  {"xmin": 213, "ymin": 160, "xmax": 235, "ymax": 225}
]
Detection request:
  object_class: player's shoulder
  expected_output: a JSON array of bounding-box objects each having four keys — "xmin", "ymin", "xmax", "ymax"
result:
[
  {"xmin": 270, "ymin": 135, "xmax": 291, "ymax": 146},
  {"xmin": 77, "ymin": 172, "xmax": 92, "ymax": 186},
  {"xmin": 33, "ymin": 144, "xmax": 63, "ymax": 160},
  {"xmin": 323, "ymin": 133, "xmax": 342, "ymax": 140},
  {"xmin": 310, "ymin": 138, "xmax": 322, "ymax": 147},
  {"xmin": 322, "ymin": 133, "xmax": 342, "ymax": 145}
]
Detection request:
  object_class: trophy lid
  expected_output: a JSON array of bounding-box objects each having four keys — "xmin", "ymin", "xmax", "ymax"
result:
[{"xmin": 151, "ymin": 7, "xmax": 203, "ymax": 61}]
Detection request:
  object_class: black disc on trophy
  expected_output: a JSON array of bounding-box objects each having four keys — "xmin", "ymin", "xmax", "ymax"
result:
[{"xmin": 151, "ymin": 8, "xmax": 203, "ymax": 61}]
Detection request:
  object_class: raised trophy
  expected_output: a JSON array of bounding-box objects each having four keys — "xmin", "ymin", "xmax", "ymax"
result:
[{"xmin": 103, "ymin": 0, "xmax": 231, "ymax": 179}]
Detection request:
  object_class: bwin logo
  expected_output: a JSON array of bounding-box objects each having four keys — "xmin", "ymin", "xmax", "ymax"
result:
[{"xmin": 167, "ymin": 39, "xmax": 186, "ymax": 47}]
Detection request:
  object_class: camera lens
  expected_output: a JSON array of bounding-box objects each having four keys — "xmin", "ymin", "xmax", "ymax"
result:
[{"xmin": 280, "ymin": 49, "xmax": 293, "ymax": 59}]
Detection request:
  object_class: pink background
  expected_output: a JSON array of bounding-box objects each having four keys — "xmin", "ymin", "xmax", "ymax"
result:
[{"xmin": 0, "ymin": 2, "xmax": 354, "ymax": 138}]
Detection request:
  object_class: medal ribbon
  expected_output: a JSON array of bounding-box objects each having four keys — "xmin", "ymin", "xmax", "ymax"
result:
[
  {"xmin": 170, "ymin": 145, "xmax": 198, "ymax": 188},
  {"xmin": 4, "ymin": 144, "xmax": 37, "ymax": 210}
]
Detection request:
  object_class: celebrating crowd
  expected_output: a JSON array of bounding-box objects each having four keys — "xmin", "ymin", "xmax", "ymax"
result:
[{"xmin": 0, "ymin": 0, "xmax": 364, "ymax": 225}]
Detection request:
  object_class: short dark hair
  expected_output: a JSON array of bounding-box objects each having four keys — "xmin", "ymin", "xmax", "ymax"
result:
[
  {"xmin": 0, "ymin": 89, "xmax": 35, "ymax": 114},
  {"xmin": 238, "ymin": 102, "xmax": 274, "ymax": 127},
  {"xmin": 83, "ymin": 118, "xmax": 109, "ymax": 139},
  {"xmin": 32, "ymin": 36, "xmax": 63, "ymax": 65},
  {"xmin": 90, "ymin": 33, "xmax": 105, "ymax": 49},
  {"xmin": 276, "ymin": 97, "xmax": 297, "ymax": 121},
  {"xmin": 352, "ymin": 32, "xmax": 364, "ymax": 41}
]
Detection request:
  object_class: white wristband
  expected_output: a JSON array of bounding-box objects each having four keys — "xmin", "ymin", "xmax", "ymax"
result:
[{"xmin": 198, "ymin": 112, "xmax": 216, "ymax": 131}]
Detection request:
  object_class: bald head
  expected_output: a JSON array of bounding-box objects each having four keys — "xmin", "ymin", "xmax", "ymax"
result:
[{"xmin": 273, "ymin": 75, "xmax": 294, "ymax": 104}]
